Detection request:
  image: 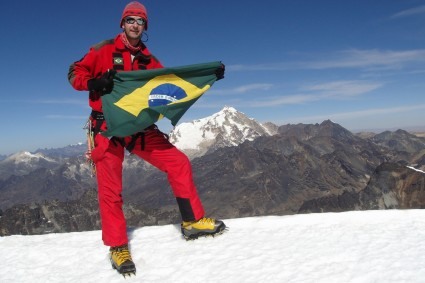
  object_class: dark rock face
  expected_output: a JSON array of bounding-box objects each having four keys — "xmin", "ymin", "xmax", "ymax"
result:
[
  {"xmin": 0, "ymin": 189, "xmax": 100, "ymax": 236},
  {"xmin": 0, "ymin": 189, "xmax": 181, "ymax": 236},
  {"xmin": 1, "ymin": 120, "xmax": 424, "ymax": 236}
]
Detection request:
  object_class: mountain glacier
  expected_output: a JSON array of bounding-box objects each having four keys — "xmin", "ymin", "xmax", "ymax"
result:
[{"xmin": 169, "ymin": 106, "xmax": 278, "ymax": 158}]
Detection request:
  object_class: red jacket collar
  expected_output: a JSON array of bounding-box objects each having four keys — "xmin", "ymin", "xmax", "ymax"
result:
[{"xmin": 114, "ymin": 34, "xmax": 146, "ymax": 52}]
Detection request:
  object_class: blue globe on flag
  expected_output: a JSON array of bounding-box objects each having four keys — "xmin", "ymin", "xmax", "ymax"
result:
[{"xmin": 148, "ymin": 83, "xmax": 187, "ymax": 107}]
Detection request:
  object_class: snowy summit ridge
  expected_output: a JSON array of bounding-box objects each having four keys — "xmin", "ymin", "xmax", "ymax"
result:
[
  {"xmin": 5, "ymin": 151, "xmax": 51, "ymax": 163},
  {"xmin": 169, "ymin": 106, "xmax": 277, "ymax": 158},
  {"xmin": 2, "ymin": 210, "xmax": 425, "ymax": 282}
]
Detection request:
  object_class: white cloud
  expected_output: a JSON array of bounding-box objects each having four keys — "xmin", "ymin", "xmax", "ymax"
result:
[
  {"xmin": 284, "ymin": 104, "xmax": 425, "ymax": 123},
  {"xmin": 228, "ymin": 49, "xmax": 425, "ymax": 71},
  {"xmin": 249, "ymin": 94, "xmax": 318, "ymax": 107},
  {"xmin": 39, "ymin": 99, "xmax": 86, "ymax": 105},
  {"xmin": 297, "ymin": 49, "xmax": 425, "ymax": 70},
  {"xmin": 234, "ymin": 80, "xmax": 383, "ymax": 107},
  {"xmin": 391, "ymin": 5, "xmax": 425, "ymax": 19},
  {"xmin": 233, "ymin": 83, "xmax": 273, "ymax": 93},
  {"xmin": 208, "ymin": 83, "xmax": 273, "ymax": 95},
  {"xmin": 45, "ymin": 115, "xmax": 87, "ymax": 120},
  {"xmin": 302, "ymin": 80, "xmax": 383, "ymax": 97}
]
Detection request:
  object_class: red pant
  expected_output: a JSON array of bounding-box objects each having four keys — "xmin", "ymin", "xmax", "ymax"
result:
[{"xmin": 91, "ymin": 126, "xmax": 205, "ymax": 247}]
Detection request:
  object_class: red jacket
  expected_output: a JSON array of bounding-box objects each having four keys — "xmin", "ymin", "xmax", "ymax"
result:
[{"xmin": 68, "ymin": 34, "xmax": 163, "ymax": 112}]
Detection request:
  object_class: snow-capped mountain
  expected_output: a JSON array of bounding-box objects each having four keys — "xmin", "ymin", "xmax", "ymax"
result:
[
  {"xmin": 0, "ymin": 151, "xmax": 59, "ymax": 179},
  {"xmin": 169, "ymin": 106, "xmax": 278, "ymax": 158},
  {"xmin": 5, "ymin": 151, "xmax": 55, "ymax": 164},
  {"xmin": 34, "ymin": 142, "xmax": 87, "ymax": 159}
]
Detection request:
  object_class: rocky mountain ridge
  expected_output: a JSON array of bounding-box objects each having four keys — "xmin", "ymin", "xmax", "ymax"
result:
[{"xmin": 0, "ymin": 108, "xmax": 424, "ymax": 236}]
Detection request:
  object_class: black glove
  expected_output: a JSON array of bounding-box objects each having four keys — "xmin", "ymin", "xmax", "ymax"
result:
[
  {"xmin": 87, "ymin": 69, "xmax": 117, "ymax": 95},
  {"xmin": 215, "ymin": 63, "xmax": 225, "ymax": 81}
]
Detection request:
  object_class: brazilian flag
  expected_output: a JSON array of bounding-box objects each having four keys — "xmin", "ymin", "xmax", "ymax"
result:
[{"xmin": 101, "ymin": 61, "xmax": 222, "ymax": 137}]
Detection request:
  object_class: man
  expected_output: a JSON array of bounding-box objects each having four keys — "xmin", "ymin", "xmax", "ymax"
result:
[{"xmin": 68, "ymin": 1, "xmax": 226, "ymax": 276}]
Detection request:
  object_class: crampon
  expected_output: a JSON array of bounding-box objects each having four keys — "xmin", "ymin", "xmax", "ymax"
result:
[
  {"xmin": 183, "ymin": 226, "xmax": 229, "ymax": 241},
  {"xmin": 110, "ymin": 244, "xmax": 136, "ymax": 278},
  {"xmin": 181, "ymin": 218, "xmax": 228, "ymax": 240},
  {"xmin": 112, "ymin": 263, "xmax": 136, "ymax": 278}
]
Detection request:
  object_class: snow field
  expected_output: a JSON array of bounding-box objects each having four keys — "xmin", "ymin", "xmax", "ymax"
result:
[{"xmin": 2, "ymin": 210, "xmax": 425, "ymax": 282}]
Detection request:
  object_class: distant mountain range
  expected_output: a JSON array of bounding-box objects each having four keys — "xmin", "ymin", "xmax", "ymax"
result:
[{"xmin": 1, "ymin": 106, "xmax": 424, "ymax": 236}]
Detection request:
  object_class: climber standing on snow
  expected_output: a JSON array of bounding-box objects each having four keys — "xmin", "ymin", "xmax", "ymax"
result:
[{"xmin": 67, "ymin": 1, "xmax": 226, "ymax": 276}]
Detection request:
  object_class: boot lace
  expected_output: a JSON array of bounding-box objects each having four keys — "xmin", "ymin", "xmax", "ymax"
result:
[
  {"xmin": 198, "ymin": 217, "xmax": 215, "ymax": 225},
  {"xmin": 111, "ymin": 245, "xmax": 132, "ymax": 265}
]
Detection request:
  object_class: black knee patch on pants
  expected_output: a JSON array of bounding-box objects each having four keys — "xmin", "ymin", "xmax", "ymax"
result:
[{"xmin": 176, "ymin": 197, "xmax": 195, "ymax": 221}]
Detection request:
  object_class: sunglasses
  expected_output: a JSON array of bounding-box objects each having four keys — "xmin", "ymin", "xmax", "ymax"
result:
[{"xmin": 124, "ymin": 17, "xmax": 145, "ymax": 26}]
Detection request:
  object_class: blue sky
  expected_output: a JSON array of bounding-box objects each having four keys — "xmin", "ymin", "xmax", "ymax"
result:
[{"xmin": 0, "ymin": 0, "xmax": 424, "ymax": 155}]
